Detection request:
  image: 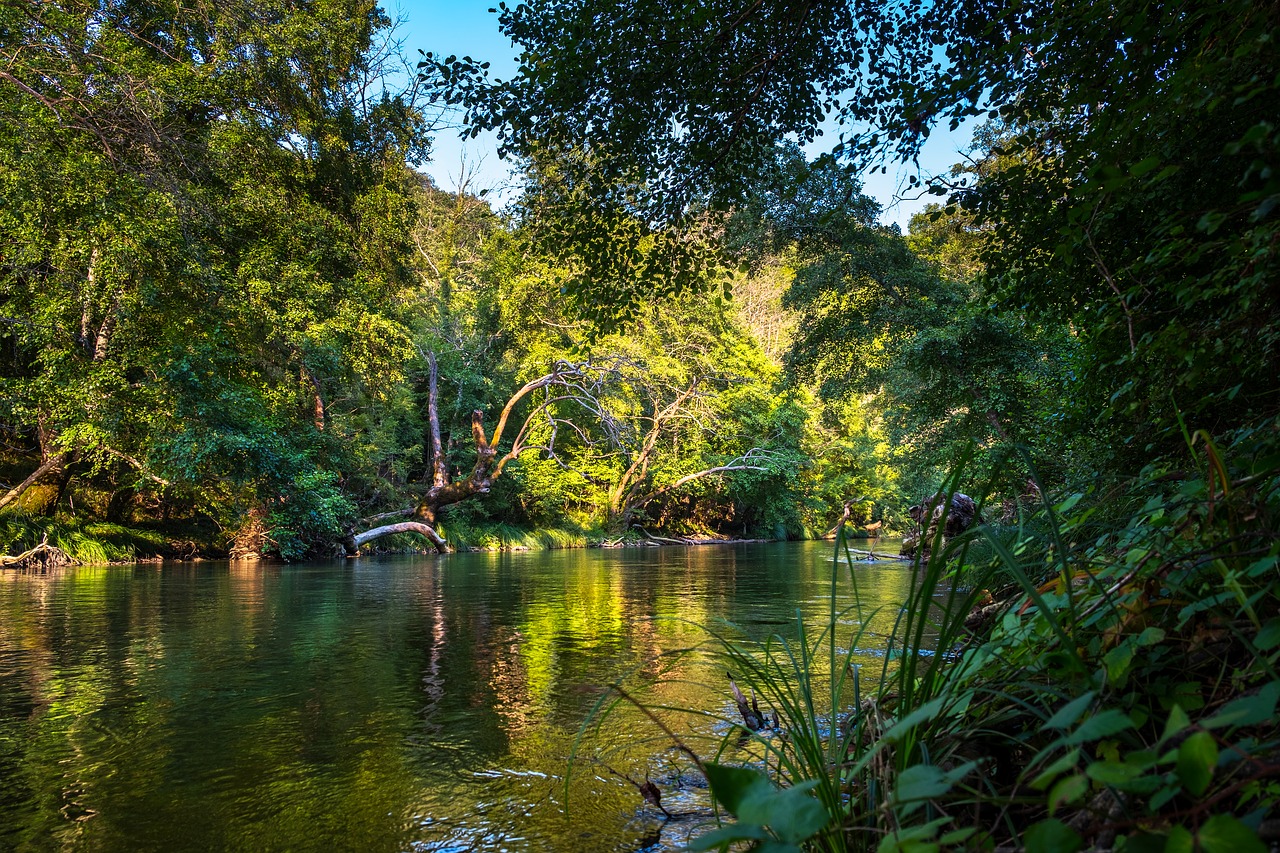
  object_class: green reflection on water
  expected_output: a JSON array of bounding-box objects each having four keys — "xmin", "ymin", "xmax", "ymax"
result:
[{"xmin": 0, "ymin": 542, "xmax": 920, "ymax": 852}]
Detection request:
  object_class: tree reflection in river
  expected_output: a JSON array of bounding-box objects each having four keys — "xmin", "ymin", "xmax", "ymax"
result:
[{"xmin": 0, "ymin": 542, "xmax": 923, "ymax": 852}]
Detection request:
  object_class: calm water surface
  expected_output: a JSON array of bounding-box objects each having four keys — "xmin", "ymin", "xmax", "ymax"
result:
[{"xmin": 0, "ymin": 541, "xmax": 922, "ymax": 852}]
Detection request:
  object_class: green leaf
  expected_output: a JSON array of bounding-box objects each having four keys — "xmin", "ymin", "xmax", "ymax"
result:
[
  {"xmin": 1064, "ymin": 710, "xmax": 1135, "ymax": 745},
  {"xmin": 755, "ymin": 841, "xmax": 803, "ymax": 853},
  {"xmin": 703, "ymin": 763, "xmax": 771, "ymax": 816},
  {"xmin": 742, "ymin": 784, "xmax": 828, "ymax": 843},
  {"xmin": 1024, "ymin": 818, "xmax": 1083, "ymax": 853},
  {"xmin": 1045, "ymin": 692, "xmax": 1096, "ymax": 730},
  {"xmin": 1201, "ymin": 682, "xmax": 1280, "ymax": 730},
  {"xmin": 1104, "ymin": 642, "xmax": 1135, "ymax": 685},
  {"xmin": 1197, "ymin": 815, "xmax": 1266, "ymax": 853},
  {"xmin": 1116, "ymin": 832, "xmax": 1163, "ymax": 853},
  {"xmin": 1048, "ymin": 774, "xmax": 1088, "ymax": 815},
  {"xmin": 1086, "ymin": 761, "xmax": 1142, "ymax": 785},
  {"xmin": 1130, "ymin": 156, "xmax": 1162, "ymax": 177},
  {"xmin": 1255, "ymin": 620, "xmax": 1280, "ymax": 650},
  {"xmin": 1176, "ymin": 731, "xmax": 1218, "ymax": 796},
  {"xmin": 1160, "ymin": 705, "xmax": 1191, "ymax": 745},
  {"xmin": 877, "ymin": 817, "xmax": 951, "ymax": 853},
  {"xmin": 938, "ymin": 827, "xmax": 977, "ymax": 845},
  {"xmin": 1164, "ymin": 825, "xmax": 1194, "ymax": 853},
  {"xmin": 882, "ymin": 697, "xmax": 946, "ymax": 743},
  {"xmin": 1031, "ymin": 748, "xmax": 1082, "ymax": 790},
  {"xmin": 1136, "ymin": 627, "xmax": 1166, "ymax": 646},
  {"xmin": 895, "ymin": 765, "xmax": 950, "ymax": 800},
  {"xmin": 688, "ymin": 823, "xmax": 769, "ymax": 851}
]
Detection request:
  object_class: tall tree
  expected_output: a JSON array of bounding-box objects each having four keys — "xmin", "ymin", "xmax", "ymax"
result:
[
  {"xmin": 423, "ymin": 0, "xmax": 1280, "ymax": 460},
  {"xmin": 0, "ymin": 0, "xmax": 430, "ymax": 555}
]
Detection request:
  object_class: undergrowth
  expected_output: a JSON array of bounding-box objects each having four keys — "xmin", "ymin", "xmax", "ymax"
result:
[
  {"xmin": 582, "ymin": 427, "xmax": 1280, "ymax": 852},
  {"xmin": 1, "ymin": 515, "xmax": 178, "ymax": 563}
]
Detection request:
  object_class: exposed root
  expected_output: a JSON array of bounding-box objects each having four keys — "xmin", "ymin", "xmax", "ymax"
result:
[{"xmin": 0, "ymin": 535, "xmax": 76, "ymax": 570}]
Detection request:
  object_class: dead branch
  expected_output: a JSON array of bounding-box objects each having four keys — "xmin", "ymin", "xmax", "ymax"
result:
[{"xmin": 0, "ymin": 453, "xmax": 70, "ymax": 512}]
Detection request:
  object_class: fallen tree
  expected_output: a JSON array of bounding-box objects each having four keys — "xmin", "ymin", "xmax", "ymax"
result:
[
  {"xmin": 343, "ymin": 354, "xmax": 610, "ymax": 555},
  {"xmin": 344, "ymin": 353, "xmax": 781, "ymax": 554}
]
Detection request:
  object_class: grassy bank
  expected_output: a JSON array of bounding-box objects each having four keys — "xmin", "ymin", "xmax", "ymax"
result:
[{"xmin": 592, "ymin": 439, "xmax": 1280, "ymax": 852}]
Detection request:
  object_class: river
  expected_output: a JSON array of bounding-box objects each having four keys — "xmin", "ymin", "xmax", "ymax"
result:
[{"xmin": 0, "ymin": 541, "xmax": 921, "ymax": 852}]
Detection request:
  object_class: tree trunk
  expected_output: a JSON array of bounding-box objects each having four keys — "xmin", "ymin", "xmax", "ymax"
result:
[
  {"xmin": 343, "ymin": 360, "xmax": 590, "ymax": 556},
  {"xmin": 0, "ymin": 454, "xmax": 69, "ymax": 512},
  {"xmin": 346, "ymin": 521, "xmax": 449, "ymax": 554}
]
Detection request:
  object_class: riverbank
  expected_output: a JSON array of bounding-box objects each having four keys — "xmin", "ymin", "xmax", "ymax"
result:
[{"xmin": 1, "ymin": 514, "xmax": 895, "ymax": 566}]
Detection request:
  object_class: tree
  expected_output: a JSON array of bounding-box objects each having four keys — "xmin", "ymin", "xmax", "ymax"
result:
[
  {"xmin": 422, "ymin": 0, "xmax": 1280, "ymax": 463},
  {"xmin": 0, "ymin": 1, "xmax": 431, "ymax": 556},
  {"xmin": 345, "ymin": 356, "xmax": 603, "ymax": 552}
]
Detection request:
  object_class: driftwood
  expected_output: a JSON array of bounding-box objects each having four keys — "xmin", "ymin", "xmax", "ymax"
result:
[
  {"xmin": 632, "ymin": 527, "xmax": 773, "ymax": 547},
  {"xmin": 836, "ymin": 547, "xmax": 913, "ymax": 563},
  {"xmin": 728, "ymin": 674, "xmax": 770, "ymax": 731},
  {"xmin": 0, "ymin": 536, "xmax": 75, "ymax": 569}
]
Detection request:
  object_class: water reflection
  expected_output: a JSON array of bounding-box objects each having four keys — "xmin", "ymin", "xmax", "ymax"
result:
[{"xmin": 0, "ymin": 542, "xmax": 926, "ymax": 851}]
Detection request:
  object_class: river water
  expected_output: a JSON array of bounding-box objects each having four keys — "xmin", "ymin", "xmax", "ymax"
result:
[{"xmin": 0, "ymin": 541, "xmax": 920, "ymax": 852}]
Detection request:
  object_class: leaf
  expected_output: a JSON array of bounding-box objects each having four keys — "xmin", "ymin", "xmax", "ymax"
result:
[
  {"xmin": 1048, "ymin": 774, "xmax": 1088, "ymax": 815},
  {"xmin": 1129, "ymin": 156, "xmax": 1162, "ymax": 177},
  {"xmin": 1201, "ymin": 682, "xmax": 1280, "ymax": 730},
  {"xmin": 741, "ymin": 784, "xmax": 828, "ymax": 843},
  {"xmin": 1045, "ymin": 692, "xmax": 1096, "ymax": 730},
  {"xmin": 1176, "ymin": 731, "xmax": 1218, "ymax": 796},
  {"xmin": 1256, "ymin": 620, "xmax": 1280, "ymax": 651},
  {"xmin": 905, "ymin": 764, "xmax": 958, "ymax": 797},
  {"xmin": 882, "ymin": 697, "xmax": 946, "ymax": 743},
  {"xmin": 1197, "ymin": 815, "xmax": 1266, "ymax": 853},
  {"xmin": 1024, "ymin": 818, "xmax": 1083, "ymax": 853},
  {"xmin": 703, "ymin": 763, "xmax": 771, "ymax": 816},
  {"xmin": 688, "ymin": 823, "xmax": 770, "ymax": 850},
  {"xmin": 1064, "ymin": 710, "xmax": 1135, "ymax": 745},
  {"xmin": 1164, "ymin": 825, "xmax": 1194, "ymax": 853},
  {"xmin": 1031, "ymin": 748, "xmax": 1081, "ymax": 790},
  {"xmin": 1085, "ymin": 761, "xmax": 1142, "ymax": 785},
  {"xmin": 1160, "ymin": 705, "xmax": 1191, "ymax": 745}
]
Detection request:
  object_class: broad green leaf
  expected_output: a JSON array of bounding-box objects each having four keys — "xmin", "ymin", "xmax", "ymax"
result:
[
  {"xmin": 893, "ymin": 765, "xmax": 948, "ymax": 817},
  {"xmin": 1064, "ymin": 710, "xmax": 1135, "ymax": 745},
  {"xmin": 938, "ymin": 827, "xmax": 977, "ymax": 845},
  {"xmin": 702, "ymin": 763, "xmax": 771, "ymax": 817},
  {"xmin": 1045, "ymin": 692, "xmax": 1096, "ymax": 730},
  {"xmin": 1048, "ymin": 774, "xmax": 1088, "ymax": 815},
  {"xmin": 1024, "ymin": 818, "xmax": 1083, "ymax": 853},
  {"xmin": 1115, "ymin": 831, "xmax": 1164, "ymax": 853},
  {"xmin": 1201, "ymin": 682, "xmax": 1280, "ymax": 730},
  {"xmin": 1160, "ymin": 706, "xmax": 1191, "ymax": 745},
  {"xmin": 1031, "ymin": 748, "xmax": 1081, "ymax": 790},
  {"xmin": 877, "ymin": 817, "xmax": 951, "ymax": 853},
  {"xmin": 741, "ymin": 785, "xmax": 828, "ymax": 843},
  {"xmin": 1176, "ymin": 731, "xmax": 1218, "ymax": 796},
  {"xmin": 882, "ymin": 697, "xmax": 946, "ymax": 743},
  {"xmin": 688, "ymin": 823, "xmax": 769, "ymax": 851},
  {"xmin": 1086, "ymin": 761, "xmax": 1142, "ymax": 785},
  {"xmin": 1254, "ymin": 620, "xmax": 1280, "ymax": 650},
  {"xmin": 1164, "ymin": 825, "xmax": 1194, "ymax": 853},
  {"xmin": 1136, "ymin": 627, "xmax": 1166, "ymax": 646},
  {"xmin": 755, "ymin": 841, "xmax": 804, "ymax": 853},
  {"xmin": 1104, "ymin": 642, "xmax": 1135, "ymax": 685},
  {"xmin": 1197, "ymin": 815, "xmax": 1266, "ymax": 853}
]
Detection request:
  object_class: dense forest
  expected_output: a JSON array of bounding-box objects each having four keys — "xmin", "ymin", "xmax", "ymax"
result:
[
  {"xmin": 0, "ymin": 1, "xmax": 1069, "ymax": 561},
  {"xmin": 2, "ymin": 0, "xmax": 1279, "ymax": 850}
]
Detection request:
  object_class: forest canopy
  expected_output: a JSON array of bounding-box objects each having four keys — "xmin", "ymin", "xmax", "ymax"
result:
[{"xmin": 1, "ymin": 0, "xmax": 1277, "ymax": 567}]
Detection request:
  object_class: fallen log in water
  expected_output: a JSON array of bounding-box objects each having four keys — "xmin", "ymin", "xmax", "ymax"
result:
[{"xmin": 835, "ymin": 547, "xmax": 914, "ymax": 562}]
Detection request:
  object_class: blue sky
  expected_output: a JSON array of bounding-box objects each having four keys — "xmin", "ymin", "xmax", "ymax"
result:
[{"xmin": 393, "ymin": 1, "xmax": 974, "ymax": 231}]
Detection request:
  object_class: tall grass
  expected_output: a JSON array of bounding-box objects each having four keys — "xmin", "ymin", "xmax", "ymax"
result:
[
  {"xmin": 1, "ymin": 516, "xmax": 171, "ymax": 563},
  {"xmin": 578, "ymin": 432, "xmax": 1280, "ymax": 852}
]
